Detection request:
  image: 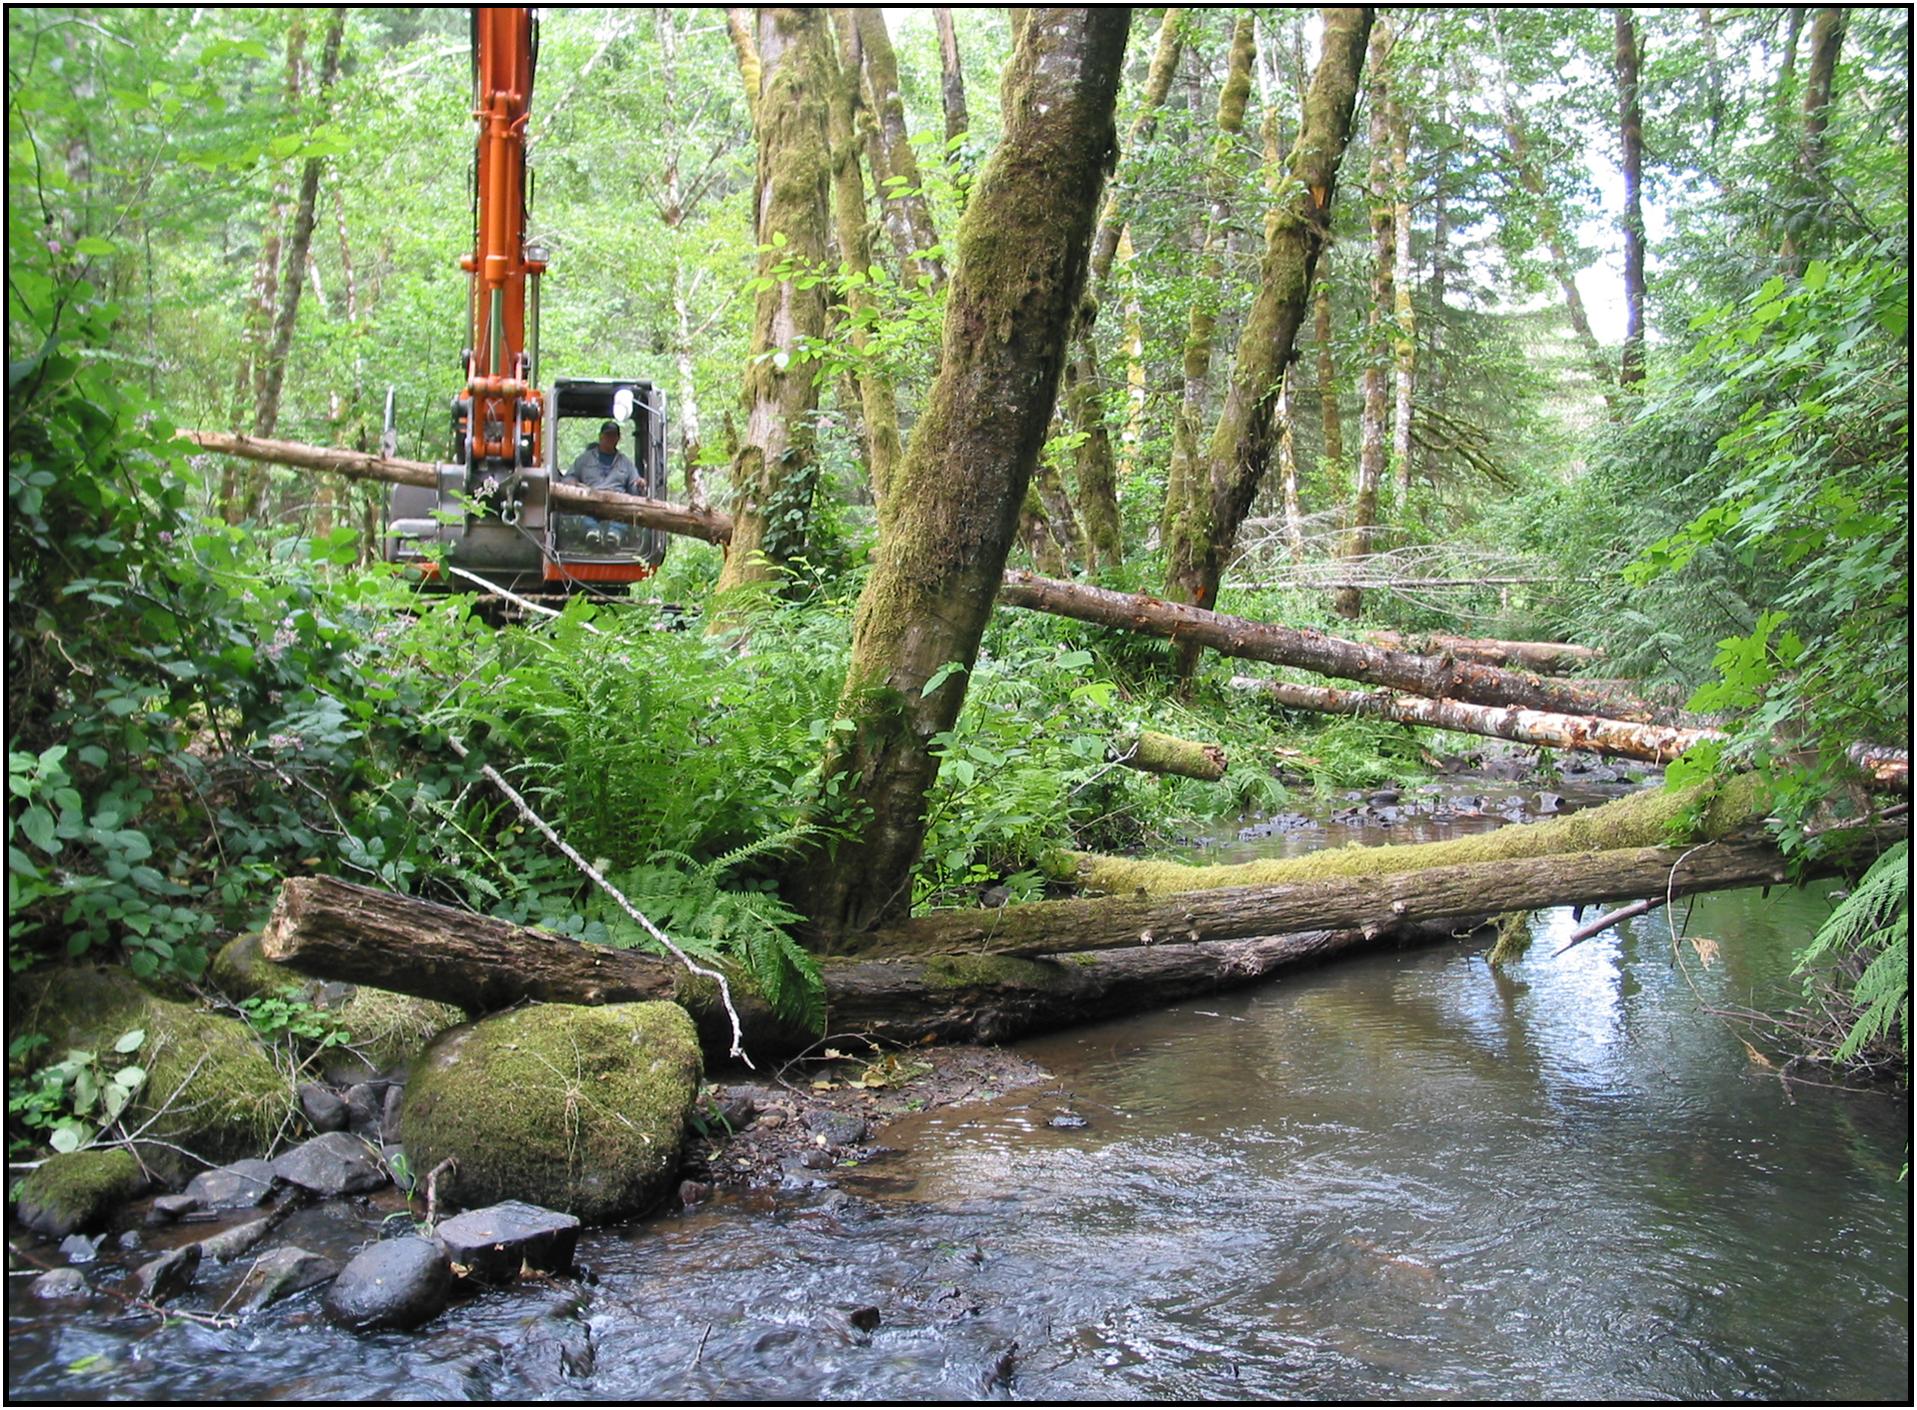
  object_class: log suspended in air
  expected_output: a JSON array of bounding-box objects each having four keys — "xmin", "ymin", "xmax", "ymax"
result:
[
  {"xmin": 1359, "ymin": 630, "xmax": 1604, "ymax": 674},
  {"xmin": 1113, "ymin": 731, "xmax": 1228, "ymax": 781}
]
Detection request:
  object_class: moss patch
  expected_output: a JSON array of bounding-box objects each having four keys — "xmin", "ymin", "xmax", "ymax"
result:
[
  {"xmin": 1076, "ymin": 776, "xmax": 1767, "ymax": 899},
  {"xmin": 922, "ymin": 954, "xmax": 1075, "ymax": 992},
  {"xmin": 11, "ymin": 1148, "xmax": 146, "ymax": 1237},
  {"xmin": 329, "ymin": 988, "xmax": 464, "ymax": 1072},
  {"xmin": 8, "ymin": 966, "xmax": 291, "ymax": 1172},
  {"xmin": 209, "ymin": 933, "xmax": 300, "ymax": 999},
  {"xmin": 399, "ymin": 1001, "xmax": 702, "ymax": 1225}
]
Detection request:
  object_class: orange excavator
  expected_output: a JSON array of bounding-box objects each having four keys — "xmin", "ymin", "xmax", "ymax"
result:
[{"xmin": 384, "ymin": 7, "xmax": 667, "ymax": 592}]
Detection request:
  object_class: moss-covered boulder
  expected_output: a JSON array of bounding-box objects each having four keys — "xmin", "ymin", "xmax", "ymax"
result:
[
  {"xmin": 11, "ymin": 1148, "xmax": 147, "ymax": 1237},
  {"xmin": 9, "ymin": 966, "xmax": 291, "ymax": 1173},
  {"xmin": 208, "ymin": 933, "xmax": 301, "ymax": 999},
  {"xmin": 399, "ymin": 1002, "xmax": 702, "ymax": 1224}
]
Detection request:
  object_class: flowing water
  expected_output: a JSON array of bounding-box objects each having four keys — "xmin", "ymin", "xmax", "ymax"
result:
[{"xmin": 8, "ymin": 803, "xmax": 1910, "ymax": 1401}]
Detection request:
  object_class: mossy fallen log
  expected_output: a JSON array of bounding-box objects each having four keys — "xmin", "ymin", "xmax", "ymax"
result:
[{"xmin": 1115, "ymin": 730, "xmax": 1228, "ymax": 781}]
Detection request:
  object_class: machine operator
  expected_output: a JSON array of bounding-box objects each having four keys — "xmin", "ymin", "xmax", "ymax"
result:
[{"xmin": 560, "ymin": 420, "xmax": 642, "ymax": 550}]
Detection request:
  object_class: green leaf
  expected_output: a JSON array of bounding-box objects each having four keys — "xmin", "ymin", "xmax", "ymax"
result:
[{"xmin": 113, "ymin": 1028, "xmax": 145, "ymax": 1053}]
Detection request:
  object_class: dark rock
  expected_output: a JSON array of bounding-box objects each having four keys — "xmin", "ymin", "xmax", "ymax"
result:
[
  {"xmin": 1047, "ymin": 1111, "xmax": 1090, "ymax": 1130},
  {"xmin": 323, "ymin": 1237, "xmax": 452, "ymax": 1332},
  {"xmin": 678, "ymin": 1179, "xmax": 711, "ymax": 1207},
  {"xmin": 12, "ymin": 1148, "xmax": 147, "ymax": 1237},
  {"xmin": 184, "ymin": 1158, "xmax": 279, "ymax": 1210},
  {"xmin": 31, "ymin": 1267, "xmax": 89, "ymax": 1300},
  {"xmin": 848, "ymin": 1305, "xmax": 882, "ymax": 1333},
  {"xmin": 150, "ymin": 1193, "xmax": 200, "ymax": 1222},
  {"xmin": 135, "ymin": 1243, "xmax": 201, "ymax": 1303},
  {"xmin": 298, "ymin": 1082, "xmax": 348, "ymax": 1133},
  {"xmin": 272, "ymin": 1131, "xmax": 388, "ymax": 1196},
  {"xmin": 380, "ymin": 1084, "xmax": 406, "ymax": 1141},
  {"xmin": 236, "ymin": 1246, "xmax": 339, "ymax": 1311},
  {"xmin": 58, "ymin": 1233, "xmax": 101, "ymax": 1264},
  {"xmin": 803, "ymin": 1110, "xmax": 866, "ymax": 1148},
  {"xmin": 435, "ymin": 1200, "xmax": 580, "ymax": 1283},
  {"xmin": 1368, "ymin": 789, "xmax": 1401, "ymax": 805},
  {"xmin": 116, "ymin": 1229, "xmax": 141, "ymax": 1251},
  {"xmin": 197, "ymin": 1213, "xmax": 280, "ymax": 1263},
  {"xmin": 343, "ymin": 1083, "xmax": 386, "ymax": 1136}
]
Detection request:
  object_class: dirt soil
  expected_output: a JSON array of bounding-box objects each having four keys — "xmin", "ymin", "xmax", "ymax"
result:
[{"xmin": 679, "ymin": 1042, "xmax": 1051, "ymax": 1197}]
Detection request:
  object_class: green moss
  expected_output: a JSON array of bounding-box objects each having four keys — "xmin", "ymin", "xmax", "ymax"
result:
[
  {"xmin": 923, "ymin": 954, "xmax": 1074, "ymax": 991},
  {"xmin": 399, "ymin": 1001, "xmax": 702, "ymax": 1224},
  {"xmin": 11, "ymin": 1148, "xmax": 145, "ymax": 1236},
  {"xmin": 209, "ymin": 933, "xmax": 300, "ymax": 1000},
  {"xmin": 329, "ymin": 987, "xmax": 465, "ymax": 1072},
  {"xmin": 9, "ymin": 966, "xmax": 291, "ymax": 1168},
  {"xmin": 1486, "ymin": 912, "xmax": 1536, "ymax": 968},
  {"xmin": 1076, "ymin": 776, "xmax": 1768, "ymax": 898}
]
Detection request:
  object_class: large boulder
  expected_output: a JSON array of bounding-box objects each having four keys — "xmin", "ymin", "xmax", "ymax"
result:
[
  {"xmin": 399, "ymin": 1002, "xmax": 702, "ymax": 1224},
  {"xmin": 11, "ymin": 1148, "xmax": 147, "ymax": 1237},
  {"xmin": 9, "ymin": 966, "xmax": 291, "ymax": 1172},
  {"xmin": 324, "ymin": 1237, "xmax": 451, "ymax": 1332}
]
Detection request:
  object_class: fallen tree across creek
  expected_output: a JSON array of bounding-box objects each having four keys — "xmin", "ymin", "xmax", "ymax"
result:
[{"xmin": 1359, "ymin": 630, "xmax": 1603, "ymax": 673}]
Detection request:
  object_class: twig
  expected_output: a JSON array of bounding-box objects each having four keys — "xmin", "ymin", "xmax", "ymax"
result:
[
  {"xmin": 7, "ymin": 1238, "xmax": 239, "ymax": 1330},
  {"xmin": 1553, "ymin": 897, "xmax": 1666, "ymax": 957},
  {"xmin": 691, "ymin": 1320, "xmax": 714, "ymax": 1368},
  {"xmin": 443, "ymin": 735, "xmax": 755, "ymax": 1067},
  {"xmin": 446, "ymin": 565, "xmax": 605, "ymax": 632},
  {"xmin": 423, "ymin": 1156, "xmax": 459, "ymax": 1229}
]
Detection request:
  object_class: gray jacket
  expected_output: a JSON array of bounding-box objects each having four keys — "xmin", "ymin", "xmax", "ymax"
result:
[{"xmin": 565, "ymin": 446, "xmax": 642, "ymax": 495}]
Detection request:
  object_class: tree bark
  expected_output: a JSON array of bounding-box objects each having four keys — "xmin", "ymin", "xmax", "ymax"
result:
[
  {"xmin": 826, "ymin": 9, "xmax": 902, "ymax": 515},
  {"xmin": 1614, "ymin": 9, "xmax": 1647, "ymax": 387},
  {"xmin": 998, "ymin": 570, "xmax": 1669, "ymax": 719},
  {"xmin": 1032, "ymin": 453, "xmax": 1086, "ymax": 565},
  {"xmin": 1117, "ymin": 730, "xmax": 1228, "ymax": 781},
  {"xmin": 1389, "ymin": 78, "xmax": 1416, "ymax": 502},
  {"xmin": 1359, "ymin": 630, "xmax": 1604, "ymax": 672},
  {"xmin": 722, "ymin": 8, "xmax": 761, "ymax": 124},
  {"xmin": 782, "ymin": 8, "xmax": 1131, "ymax": 943},
  {"xmin": 657, "ymin": 11, "xmax": 706, "ymax": 510},
  {"xmin": 1162, "ymin": 7, "xmax": 1372, "ymax": 662},
  {"xmin": 934, "ymin": 8, "xmax": 969, "ymax": 146},
  {"xmin": 853, "ymin": 7, "xmax": 945, "ymax": 290},
  {"xmin": 712, "ymin": 8, "xmax": 835, "ymax": 600},
  {"xmin": 1781, "ymin": 7, "xmax": 1846, "ymax": 275},
  {"xmin": 1335, "ymin": 19, "xmax": 1395, "ymax": 619},
  {"xmin": 1314, "ymin": 278, "xmax": 1345, "ymax": 502}
]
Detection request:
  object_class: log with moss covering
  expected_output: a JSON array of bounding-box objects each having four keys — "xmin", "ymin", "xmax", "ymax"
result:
[{"xmin": 1115, "ymin": 730, "xmax": 1228, "ymax": 781}]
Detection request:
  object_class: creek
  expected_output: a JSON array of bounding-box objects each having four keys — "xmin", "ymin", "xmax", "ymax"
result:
[{"xmin": 7, "ymin": 781, "xmax": 1909, "ymax": 1401}]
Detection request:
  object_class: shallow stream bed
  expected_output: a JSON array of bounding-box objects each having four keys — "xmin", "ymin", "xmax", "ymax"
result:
[{"xmin": 8, "ymin": 804, "xmax": 1909, "ymax": 1401}]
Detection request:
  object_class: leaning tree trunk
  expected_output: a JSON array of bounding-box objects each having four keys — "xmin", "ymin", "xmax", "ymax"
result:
[
  {"xmin": 1614, "ymin": 8, "xmax": 1647, "ymax": 387},
  {"xmin": 1334, "ymin": 19, "xmax": 1395, "ymax": 621},
  {"xmin": 782, "ymin": 8, "xmax": 1132, "ymax": 944},
  {"xmin": 1780, "ymin": 7, "xmax": 1846, "ymax": 275},
  {"xmin": 1163, "ymin": 7, "xmax": 1373, "ymax": 669},
  {"xmin": 853, "ymin": 7, "xmax": 945, "ymax": 290},
  {"xmin": 934, "ymin": 8, "xmax": 969, "ymax": 146},
  {"xmin": 712, "ymin": 8, "xmax": 835, "ymax": 601}
]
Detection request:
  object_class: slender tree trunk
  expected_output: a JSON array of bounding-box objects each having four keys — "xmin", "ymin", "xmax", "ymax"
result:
[
  {"xmin": 1334, "ymin": 20, "xmax": 1395, "ymax": 620},
  {"xmin": 1018, "ymin": 481, "xmax": 1069, "ymax": 577},
  {"xmin": 822, "ymin": 11, "xmax": 902, "ymax": 516},
  {"xmin": 1068, "ymin": 8, "xmax": 1186, "ymax": 573},
  {"xmin": 1314, "ymin": 279, "xmax": 1345, "ymax": 505},
  {"xmin": 1697, "ymin": 7, "xmax": 1725, "ymax": 146},
  {"xmin": 782, "ymin": 8, "xmax": 1131, "ymax": 942},
  {"xmin": 723, "ymin": 7, "xmax": 761, "ymax": 124},
  {"xmin": 1427, "ymin": 82, "xmax": 1449, "ymax": 418},
  {"xmin": 1614, "ymin": 9, "xmax": 1647, "ymax": 387},
  {"xmin": 853, "ymin": 7, "xmax": 945, "ymax": 290},
  {"xmin": 1781, "ymin": 7, "xmax": 1847, "ymax": 275},
  {"xmin": 1389, "ymin": 80, "xmax": 1415, "ymax": 503},
  {"xmin": 1169, "ymin": 16, "xmax": 1258, "ymax": 558},
  {"xmin": 712, "ymin": 9, "xmax": 835, "ymax": 600},
  {"xmin": 1033, "ymin": 453, "xmax": 1085, "ymax": 566},
  {"xmin": 1162, "ymin": 7, "xmax": 1373, "ymax": 665},
  {"xmin": 934, "ymin": 8, "xmax": 968, "ymax": 146},
  {"xmin": 657, "ymin": 11, "xmax": 706, "ymax": 510},
  {"xmin": 1277, "ymin": 371, "xmax": 1305, "ymax": 555}
]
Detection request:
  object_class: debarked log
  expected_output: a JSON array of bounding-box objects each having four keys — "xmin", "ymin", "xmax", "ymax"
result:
[
  {"xmin": 996, "ymin": 570, "xmax": 1665, "ymax": 721},
  {"xmin": 1114, "ymin": 730, "xmax": 1228, "ymax": 781},
  {"xmin": 179, "ymin": 430, "xmax": 736, "ymax": 546},
  {"xmin": 1360, "ymin": 630, "xmax": 1604, "ymax": 673},
  {"xmin": 851, "ymin": 835, "xmax": 1860, "ymax": 961}
]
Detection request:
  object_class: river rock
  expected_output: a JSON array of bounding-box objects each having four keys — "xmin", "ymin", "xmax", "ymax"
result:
[
  {"xmin": 31, "ymin": 1267, "xmax": 89, "ymax": 1300},
  {"xmin": 324, "ymin": 1237, "xmax": 452, "ymax": 1332},
  {"xmin": 135, "ymin": 1243, "xmax": 201, "ymax": 1303},
  {"xmin": 197, "ymin": 1212, "xmax": 280, "ymax": 1263},
  {"xmin": 58, "ymin": 1233, "xmax": 101, "ymax": 1264},
  {"xmin": 298, "ymin": 1082, "xmax": 348, "ymax": 1133},
  {"xmin": 344, "ymin": 1083, "xmax": 386, "ymax": 1137},
  {"xmin": 150, "ymin": 1193, "xmax": 200, "ymax": 1222},
  {"xmin": 12, "ymin": 1148, "xmax": 147, "ymax": 1237},
  {"xmin": 399, "ymin": 1001, "xmax": 702, "ymax": 1224},
  {"xmin": 803, "ymin": 1110, "xmax": 867, "ymax": 1148},
  {"xmin": 272, "ymin": 1131, "xmax": 388, "ymax": 1196},
  {"xmin": 236, "ymin": 1246, "xmax": 339, "ymax": 1311},
  {"xmin": 184, "ymin": 1157, "xmax": 279, "ymax": 1210},
  {"xmin": 435, "ymin": 1200, "xmax": 580, "ymax": 1283}
]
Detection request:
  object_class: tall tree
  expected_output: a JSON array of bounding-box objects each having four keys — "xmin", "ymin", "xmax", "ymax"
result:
[
  {"xmin": 933, "ymin": 9, "xmax": 969, "ymax": 146},
  {"xmin": 712, "ymin": 8, "xmax": 834, "ymax": 600},
  {"xmin": 784, "ymin": 7, "xmax": 1131, "ymax": 941},
  {"xmin": 1162, "ymin": 6, "xmax": 1374, "ymax": 663},
  {"xmin": 853, "ymin": 8, "xmax": 945, "ymax": 290},
  {"xmin": 1388, "ymin": 71, "xmax": 1416, "ymax": 502},
  {"xmin": 1333, "ymin": 19, "xmax": 1395, "ymax": 619},
  {"xmin": 1614, "ymin": 8, "xmax": 1647, "ymax": 387},
  {"xmin": 1780, "ymin": 7, "xmax": 1848, "ymax": 275}
]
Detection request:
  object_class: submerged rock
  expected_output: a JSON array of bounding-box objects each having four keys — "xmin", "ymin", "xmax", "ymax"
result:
[
  {"xmin": 803, "ymin": 1109, "xmax": 867, "ymax": 1148},
  {"xmin": 399, "ymin": 1001, "xmax": 702, "ymax": 1224},
  {"xmin": 324, "ymin": 1237, "xmax": 451, "ymax": 1332},
  {"xmin": 12, "ymin": 1148, "xmax": 146, "ymax": 1237},
  {"xmin": 135, "ymin": 1243, "xmax": 201, "ymax": 1303},
  {"xmin": 30, "ymin": 1267, "xmax": 89, "ymax": 1300},
  {"xmin": 236, "ymin": 1246, "xmax": 339, "ymax": 1311},
  {"xmin": 272, "ymin": 1131, "xmax": 388, "ymax": 1196},
  {"xmin": 183, "ymin": 1158, "xmax": 278, "ymax": 1210},
  {"xmin": 435, "ymin": 1200, "xmax": 580, "ymax": 1282}
]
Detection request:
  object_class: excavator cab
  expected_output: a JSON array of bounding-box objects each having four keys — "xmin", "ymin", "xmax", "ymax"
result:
[{"xmin": 380, "ymin": 8, "xmax": 670, "ymax": 598}]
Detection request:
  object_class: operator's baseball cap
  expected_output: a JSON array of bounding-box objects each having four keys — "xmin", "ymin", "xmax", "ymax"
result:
[{"xmin": 599, "ymin": 420, "xmax": 621, "ymax": 436}]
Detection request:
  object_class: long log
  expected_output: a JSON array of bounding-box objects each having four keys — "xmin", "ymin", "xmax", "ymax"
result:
[
  {"xmin": 1231, "ymin": 676, "xmax": 1909, "ymax": 794},
  {"xmin": 1361, "ymin": 630, "xmax": 1603, "ymax": 673},
  {"xmin": 179, "ymin": 430, "xmax": 736, "ymax": 546},
  {"xmin": 997, "ymin": 570, "xmax": 1664, "ymax": 721},
  {"xmin": 854, "ymin": 836, "xmax": 1841, "ymax": 960}
]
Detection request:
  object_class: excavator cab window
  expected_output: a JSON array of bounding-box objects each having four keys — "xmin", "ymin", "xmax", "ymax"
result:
[{"xmin": 548, "ymin": 379, "xmax": 668, "ymax": 568}]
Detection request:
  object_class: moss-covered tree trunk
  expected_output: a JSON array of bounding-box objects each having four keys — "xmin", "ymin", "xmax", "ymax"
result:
[
  {"xmin": 1163, "ymin": 7, "xmax": 1373, "ymax": 666},
  {"xmin": 784, "ymin": 8, "xmax": 1132, "ymax": 944},
  {"xmin": 1780, "ymin": 7, "xmax": 1846, "ymax": 276},
  {"xmin": 853, "ymin": 8, "xmax": 945, "ymax": 290},
  {"xmin": 712, "ymin": 9, "xmax": 834, "ymax": 601},
  {"xmin": 1314, "ymin": 279, "xmax": 1346, "ymax": 502},
  {"xmin": 1613, "ymin": 8, "xmax": 1646, "ymax": 387},
  {"xmin": 1334, "ymin": 20, "xmax": 1395, "ymax": 620},
  {"xmin": 934, "ymin": 8, "xmax": 969, "ymax": 145},
  {"xmin": 1167, "ymin": 15, "xmax": 1255, "ymax": 565},
  {"xmin": 722, "ymin": 7, "xmax": 760, "ymax": 124},
  {"xmin": 1068, "ymin": 8, "xmax": 1185, "ymax": 574},
  {"xmin": 826, "ymin": 10, "xmax": 902, "ymax": 515},
  {"xmin": 1389, "ymin": 78, "xmax": 1416, "ymax": 503}
]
